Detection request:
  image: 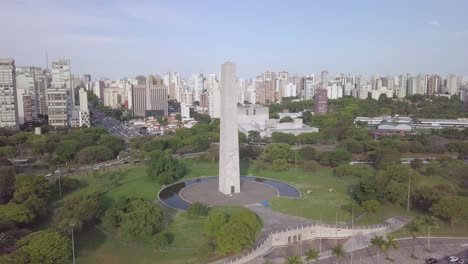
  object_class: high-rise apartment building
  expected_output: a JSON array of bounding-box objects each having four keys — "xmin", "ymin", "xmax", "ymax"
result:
[
  {"xmin": 397, "ymin": 74, "xmax": 408, "ymax": 98},
  {"xmin": 34, "ymin": 67, "xmax": 49, "ymax": 116},
  {"xmin": 0, "ymin": 59, "xmax": 19, "ymax": 130},
  {"xmin": 446, "ymin": 74, "xmax": 459, "ymax": 95},
  {"xmin": 303, "ymin": 77, "xmax": 315, "ymax": 100},
  {"xmin": 321, "ymin": 71, "xmax": 329, "ymax": 87},
  {"xmin": 16, "ymin": 66, "xmax": 39, "ymax": 125},
  {"xmin": 255, "ymin": 79, "xmax": 276, "ymax": 105},
  {"xmin": 48, "ymin": 60, "xmax": 71, "ymax": 127},
  {"xmin": 427, "ymin": 75, "xmax": 442, "ymax": 95},
  {"xmin": 314, "ymin": 88, "xmax": 328, "ymax": 115}
]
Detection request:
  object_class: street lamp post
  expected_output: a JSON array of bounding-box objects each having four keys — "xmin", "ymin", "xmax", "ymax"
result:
[
  {"xmin": 407, "ymin": 171, "xmax": 411, "ymax": 212},
  {"xmin": 57, "ymin": 162, "xmax": 62, "ymax": 198},
  {"xmin": 71, "ymin": 226, "xmax": 76, "ymax": 264}
]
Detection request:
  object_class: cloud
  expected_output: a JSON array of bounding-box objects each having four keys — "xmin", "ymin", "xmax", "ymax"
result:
[{"xmin": 427, "ymin": 20, "xmax": 440, "ymax": 26}]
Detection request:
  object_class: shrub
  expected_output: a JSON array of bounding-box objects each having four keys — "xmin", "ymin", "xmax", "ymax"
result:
[{"xmin": 187, "ymin": 202, "xmax": 209, "ymax": 217}]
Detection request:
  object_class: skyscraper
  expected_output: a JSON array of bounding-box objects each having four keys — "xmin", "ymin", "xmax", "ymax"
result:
[
  {"xmin": 314, "ymin": 88, "xmax": 328, "ymax": 115},
  {"xmin": 16, "ymin": 66, "xmax": 39, "ymax": 125},
  {"xmin": 219, "ymin": 62, "xmax": 240, "ymax": 195},
  {"xmin": 446, "ymin": 74, "xmax": 459, "ymax": 95},
  {"xmin": 0, "ymin": 59, "xmax": 19, "ymax": 130},
  {"xmin": 321, "ymin": 70, "xmax": 329, "ymax": 87},
  {"xmin": 48, "ymin": 60, "xmax": 71, "ymax": 127},
  {"xmin": 427, "ymin": 75, "xmax": 442, "ymax": 95}
]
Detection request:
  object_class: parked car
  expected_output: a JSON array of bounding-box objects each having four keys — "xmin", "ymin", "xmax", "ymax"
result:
[
  {"xmin": 425, "ymin": 258, "xmax": 438, "ymax": 264},
  {"xmin": 458, "ymin": 259, "xmax": 468, "ymax": 264},
  {"xmin": 449, "ymin": 256, "xmax": 460, "ymax": 263}
]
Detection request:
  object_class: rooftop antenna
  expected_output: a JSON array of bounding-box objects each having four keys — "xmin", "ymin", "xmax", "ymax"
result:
[{"xmin": 45, "ymin": 49, "xmax": 49, "ymax": 70}]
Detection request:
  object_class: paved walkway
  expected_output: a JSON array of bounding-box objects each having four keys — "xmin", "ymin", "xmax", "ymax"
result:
[{"xmin": 245, "ymin": 204, "xmax": 313, "ymax": 244}]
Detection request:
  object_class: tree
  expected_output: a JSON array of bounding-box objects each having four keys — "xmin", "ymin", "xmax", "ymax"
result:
[
  {"xmin": 76, "ymin": 145, "xmax": 114, "ymax": 163},
  {"xmin": 296, "ymin": 132, "xmax": 323, "ymax": 144},
  {"xmin": 305, "ymin": 248, "xmax": 319, "ymax": 262},
  {"xmin": 0, "ymin": 167, "xmax": 15, "ymax": 204},
  {"xmin": 299, "ymin": 146, "xmax": 317, "ymax": 161},
  {"xmin": 0, "ymin": 146, "xmax": 16, "ymax": 158},
  {"xmin": 217, "ymin": 222, "xmax": 255, "ymax": 255},
  {"xmin": 318, "ymin": 149, "xmax": 352, "ymax": 167},
  {"xmin": 425, "ymin": 160, "xmax": 441, "ymax": 178},
  {"xmin": 271, "ymin": 132, "xmax": 296, "ymax": 145},
  {"xmin": 331, "ymin": 244, "xmax": 345, "ymax": 264},
  {"xmin": 374, "ymin": 147, "xmax": 401, "ymax": 169},
  {"xmin": 146, "ymin": 151, "xmax": 187, "ymax": 185},
  {"xmin": 54, "ymin": 193, "xmax": 102, "ymax": 232},
  {"xmin": 229, "ymin": 209, "xmax": 262, "ymax": 234},
  {"xmin": 13, "ymin": 175, "xmax": 51, "ymax": 216},
  {"xmin": 303, "ymin": 161, "xmax": 319, "ymax": 174},
  {"xmin": 285, "ymin": 255, "xmax": 303, "ymax": 264},
  {"xmin": 279, "ymin": 116, "xmax": 294, "ymax": 123},
  {"xmin": 261, "ymin": 143, "xmax": 292, "ymax": 162},
  {"xmin": 19, "ymin": 231, "xmax": 71, "ymax": 264},
  {"xmin": 0, "ymin": 203, "xmax": 34, "ymax": 224},
  {"xmin": 370, "ymin": 236, "xmax": 385, "ymax": 264},
  {"xmin": 271, "ymin": 159, "xmax": 289, "ymax": 172},
  {"xmin": 383, "ymin": 235, "xmax": 399, "ymax": 260},
  {"xmin": 247, "ymin": 130, "xmax": 261, "ymax": 143},
  {"xmin": 362, "ymin": 199, "xmax": 380, "ymax": 214},
  {"xmin": 103, "ymin": 198, "xmax": 164, "ymax": 240},
  {"xmin": 410, "ymin": 158, "xmax": 423, "ymax": 170},
  {"xmin": 420, "ymin": 216, "xmax": 438, "ymax": 252},
  {"xmin": 204, "ymin": 212, "xmax": 227, "ymax": 237},
  {"xmin": 406, "ymin": 220, "xmax": 421, "ymax": 257},
  {"xmin": 430, "ymin": 196, "xmax": 466, "ymax": 226},
  {"xmin": 99, "ymin": 134, "xmax": 125, "ymax": 156},
  {"xmin": 187, "ymin": 202, "xmax": 209, "ymax": 217}
]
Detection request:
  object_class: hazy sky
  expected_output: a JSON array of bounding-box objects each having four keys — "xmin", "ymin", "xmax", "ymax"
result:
[{"xmin": 2, "ymin": 0, "xmax": 468, "ymax": 79}]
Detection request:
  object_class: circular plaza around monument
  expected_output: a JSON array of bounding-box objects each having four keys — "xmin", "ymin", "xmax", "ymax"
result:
[{"xmin": 157, "ymin": 176, "xmax": 301, "ymax": 210}]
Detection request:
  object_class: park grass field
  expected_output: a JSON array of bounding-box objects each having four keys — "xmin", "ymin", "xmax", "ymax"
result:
[{"xmin": 59, "ymin": 158, "xmax": 468, "ymax": 263}]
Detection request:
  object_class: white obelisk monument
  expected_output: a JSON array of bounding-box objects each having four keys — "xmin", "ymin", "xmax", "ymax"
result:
[{"xmin": 218, "ymin": 62, "xmax": 241, "ymax": 195}]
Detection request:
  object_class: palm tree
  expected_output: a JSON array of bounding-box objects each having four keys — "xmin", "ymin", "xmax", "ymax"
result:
[
  {"xmin": 305, "ymin": 248, "xmax": 320, "ymax": 262},
  {"xmin": 421, "ymin": 216, "xmax": 438, "ymax": 252},
  {"xmin": 285, "ymin": 255, "xmax": 303, "ymax": 264},
  {"xmin": 383, "ymin": 235, "xmax": 399, "ymax": 260},
  {"xmin": 406, "ymin": 220, "xmax": 421, "ymax": 257},
  {"xmin": 331, "ymin": 244, "xmax": 345, "ymax": 264},
  {"xmin": 370, "ymin": 235, "xmax": 385, "ymax": 264}
]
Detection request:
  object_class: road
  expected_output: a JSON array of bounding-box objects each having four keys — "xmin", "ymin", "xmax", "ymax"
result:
[
  {"xmin": 89, "ymin": 104, "xmax": 139, "ymax": 140},
  {"xmin": 260, "ymin": 237, "xmax": 468, "ymax": 264}
]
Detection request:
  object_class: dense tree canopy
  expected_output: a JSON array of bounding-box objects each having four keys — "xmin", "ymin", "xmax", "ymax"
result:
[
  {"xmin": 146, "ymin": 151, "xmax": 187, "ymax": 184},
  {"xmin": 103, "ymin": 198, "xmax": 164, "ymax": 240}
]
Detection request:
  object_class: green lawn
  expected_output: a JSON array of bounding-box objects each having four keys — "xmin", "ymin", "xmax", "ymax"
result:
[
  {"xmin": 64, "ymin": 162, "xmax": 260, "ymax": 264},
  {"xmin": 60, "ymin": 158, "xmax": 468, "ymax": 264}
]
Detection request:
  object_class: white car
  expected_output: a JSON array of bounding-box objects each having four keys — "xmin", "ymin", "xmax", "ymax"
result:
[{"xmin": 449, "ymin": 256, "xmax": 459, "ymax": 262}]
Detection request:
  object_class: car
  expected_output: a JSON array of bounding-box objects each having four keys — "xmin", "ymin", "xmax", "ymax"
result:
[
  {"xmin": 458, "ymin": 260, "xmax": 468, "ymax": 264},
  {"xmin": 44, "ymin": 173, "xmax": 53, "ymax": 178},
  {"xmin": 449, "ymin": 256, "xmax": 460, "ymax": 263}
]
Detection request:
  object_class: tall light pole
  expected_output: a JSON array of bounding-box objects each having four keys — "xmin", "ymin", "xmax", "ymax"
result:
[
  {"xmin": 407, "ymin": 171, "xmax": 411, "ymax": 212},
  {"xmin": 57, "ymin": 162, "xmax": 62, "ymax": 198},
  {"xmin": 70, "ymin": 222, "xmax": 76, "ymax": 264},
  {"xmin": 351, "ymin": 207, "xmax": 354, "ymax": 264}
]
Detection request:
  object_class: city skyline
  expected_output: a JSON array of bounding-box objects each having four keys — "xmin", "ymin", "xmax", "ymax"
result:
[{"xmin": 1, "ymin": 0, "xmax": 468, "ymax": 79}]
